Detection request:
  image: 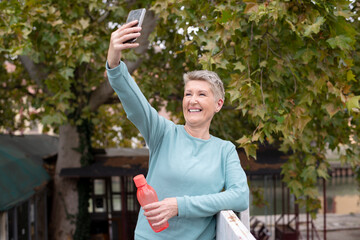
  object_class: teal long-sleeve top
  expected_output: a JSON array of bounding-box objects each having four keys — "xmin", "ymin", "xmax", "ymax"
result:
[{"xmin": 106, "ymin": 61, "xmax": 249, "ymax": 240}]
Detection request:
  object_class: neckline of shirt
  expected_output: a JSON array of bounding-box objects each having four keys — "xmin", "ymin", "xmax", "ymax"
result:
[{"xmin": 180, "ymin": 125, "xmax": 213, "ymax": 142}]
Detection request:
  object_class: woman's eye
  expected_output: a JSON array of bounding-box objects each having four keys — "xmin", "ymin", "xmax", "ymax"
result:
[
  {"xmin": 185, "ymin": 93, "xmax": 191, "ymax": 96},
  {"xmin": 200, "ymin": 93, "xmax": 206, "ymax": 96}
]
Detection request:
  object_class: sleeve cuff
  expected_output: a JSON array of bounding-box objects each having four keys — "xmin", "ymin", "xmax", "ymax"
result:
[
  {"xmin": 176, "ymin": 196, "xmax": 186, "ymax": 217},
  {"xmin": 106, "ymin": 61, "xmax": 129, "ymax": 79},
  {"xmin": 106, "ymin": 61, "xmax": 121, "ymax": 70}
]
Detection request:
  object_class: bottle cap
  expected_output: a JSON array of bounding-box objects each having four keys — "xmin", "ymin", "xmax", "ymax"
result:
[{"xmin": 133, "ymin": 174, "xmax": 147, "ymax": 187}]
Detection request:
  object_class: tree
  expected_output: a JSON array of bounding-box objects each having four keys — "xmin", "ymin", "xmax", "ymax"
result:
[
  {"xmin": 1, "ymin": 0, "xmax": 155, "ymax": 239},
  {"xmin": 146, "ymin": 0, "xmax": 360, "ymax": 216},
  {"xmin": 1, "ymin": 0, "xmax": 360, "ymax": 239}
]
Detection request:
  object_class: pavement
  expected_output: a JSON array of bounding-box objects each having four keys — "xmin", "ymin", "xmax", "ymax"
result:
[
  {"xmin": 304, "ymin": 213, "xmax": 360, "ymax": 240},
  {"xmin": 252, "ymin": 213, "xmax": 360, "ymax": 240},
  {"xmin": 326, "ymin": 229, "xmax": 360, "ymax": 240}
]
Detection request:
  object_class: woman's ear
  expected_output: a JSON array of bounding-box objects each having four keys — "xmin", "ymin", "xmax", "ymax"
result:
[{"xmin": 215, "ymin": 98, "xmax": 224, "ymax": 113}]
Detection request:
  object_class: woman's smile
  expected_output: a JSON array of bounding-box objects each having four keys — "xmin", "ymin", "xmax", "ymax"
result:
[{"xmin": 188, "ymin": 108, "xmax": 202, "ymax": 112}]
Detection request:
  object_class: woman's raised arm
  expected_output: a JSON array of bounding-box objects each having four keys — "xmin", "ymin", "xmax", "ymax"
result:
[{"xmin": 107, "ymin": 20, "xmax": 141, "ymax": 69}]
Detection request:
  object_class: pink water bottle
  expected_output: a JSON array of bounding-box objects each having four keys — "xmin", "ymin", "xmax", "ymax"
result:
[{"xmin": 133, "ymin": 174, "xmax": 169, "ymax": 232}]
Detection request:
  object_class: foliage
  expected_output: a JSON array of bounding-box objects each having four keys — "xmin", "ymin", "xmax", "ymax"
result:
[
  {"xmin": 145, "ymin": 0, "xmax": 360, "ymax": 216},
  {"xmin": 0, "ymin": 0, "xmax": 147, "ymax": 145},
  {"xmin": 1, "ymin": 0, "xmax": 359, "ymax": 226},
  {"xmin": 250, "ymin": 186, "xmax": 269, "ymax": 208},
  {"xmin": 0, "ymin": 0, "xmax": 151, "ymax": 238},
  {"xmin": 0, "ymin": 58, "xmax": 41, "ymax": 132},
  {"xmin": 92, "ymin": 104, "xmax": 144, "ymax": 148}
]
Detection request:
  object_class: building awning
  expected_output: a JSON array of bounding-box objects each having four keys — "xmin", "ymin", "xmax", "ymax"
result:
[
  {"xmin": 60, "ymin": 147, "xmax": 149, "ymax": 178},
  {"xmin": 0, "ymin": 134, "xmax": 58, "ymax": 211},
  {"xmin": 61, "ymin": 146, "xmax": 288, "ymax": 178}
]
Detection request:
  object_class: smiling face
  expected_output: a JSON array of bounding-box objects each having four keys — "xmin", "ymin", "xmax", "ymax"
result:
[{"xmin": 182, "ymin": 80, "xmax": 224, "ymax": 129}]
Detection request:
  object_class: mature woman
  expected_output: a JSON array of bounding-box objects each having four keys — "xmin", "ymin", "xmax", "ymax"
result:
[{"xmin": 106, "ymin": 20, "xmax": 249, "ymax": 240}]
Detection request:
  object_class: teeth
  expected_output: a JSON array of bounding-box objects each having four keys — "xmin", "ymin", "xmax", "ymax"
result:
[{"xmin": 189, "ymin": 109, "xmax": 201, "ymax": 112}]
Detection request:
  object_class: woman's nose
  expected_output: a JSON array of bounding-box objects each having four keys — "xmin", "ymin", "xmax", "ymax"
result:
[{"xmin": 190, "ymin": 96, "xmax": 198, "ymax": 104}]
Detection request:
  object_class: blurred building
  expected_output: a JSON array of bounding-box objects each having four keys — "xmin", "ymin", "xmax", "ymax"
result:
[
  {"xmin": 0, "ymin": 134, "xmax": 58, "ymax": 240},
  {"xmin": 60, "ymin": 147, "xmax": 149, "ymax": 240}
]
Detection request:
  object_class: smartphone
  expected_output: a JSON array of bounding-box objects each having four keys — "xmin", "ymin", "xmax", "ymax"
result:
[{"xmin": 124, "ymin": 8, "xmax": 146, "ymax": 43}]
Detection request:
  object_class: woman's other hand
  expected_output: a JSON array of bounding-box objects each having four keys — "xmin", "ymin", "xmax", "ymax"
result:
[
  {"xmin": 107, "ymin": 20, "xmax": 142, "ymax": 69},
  {"xmin": 143, "ymin": 198, "xmax": 178, "ymax": 227}
]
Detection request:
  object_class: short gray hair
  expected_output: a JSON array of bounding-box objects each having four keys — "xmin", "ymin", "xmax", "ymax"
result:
[{"xmin": 183, "ymin": 70, "xmax": 225, "ymax": 101}]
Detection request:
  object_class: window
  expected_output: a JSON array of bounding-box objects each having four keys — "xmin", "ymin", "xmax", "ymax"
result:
[
  {"xmin": 126, "ymin": 178, "xmax": 137, "ymax": 211},
  {"xmin": 94, "ymin": 179, "xmax": 107, "ymax": 213},
  {"xmin": 88, "ymin": 176, "xmax": 141, "ymax": 240},
  {"xmin": 89, "ymin": 177, "xmax": 140, "ymax": 215},
  {"xmin": 111, "ymin": 177, "xmax": 122, "ymax": 212}
]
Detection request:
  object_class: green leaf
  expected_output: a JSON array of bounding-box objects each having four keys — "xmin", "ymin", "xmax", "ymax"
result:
[
  {"xmin": 325, "ymin": 103, "xmax": 339, "ymax": 118},
  {"xmin": 218, "ymin": 10, "xmax": 232, "ymax": 23},
  {"xmin": 242, "ymin": 144, "xmax": 257, "ymax": 160},
  {"xmin": 79, "ymin": 18, "xmax": 90, "ymax": 29},
  {"xmin": 59, "ymin": 67, "xmax": 74, "ymax": 80},
  {"xmin": 346, "ymin": 96, "xmax": 360, "ymax": 113},
  {"xmin": 274, "ymin": 115, "xmax": 284, "ymax": 124},
  {"xmin": 42, "ymin": 31, "xmax": 58, "ymax": 46},
  {"xmin": 316, "ymin": 168, "xmax": 329, "ymax": 180},
  {"xmin": 42, "ymin": 112, "xmax": 65, "ymax": 125},
  {"xmin": 326, "ymin": 35, "xmax": 353, "ymax": 50},
  {"xmin": 288, "ymin": 180, "xmax": 302, "ymax": 197},
  {"xmin": 244, "ymin": 2, "xmax": 258, "ymax": 14},
  {"xmin": 334, "ymin": 10, "xmax": 353, "ymax": 18},
  {"xmin": 347, "ymin": 70, "xmax": 356, "ymax": 82},
  {"xmin": 236, "ymin": 136, "xmax": 250, "ymax": 145},
  {"xmin": 304, "ymin": 17, "xmax": 325, "ymax": 37},
  {"xmin": 301, "ymin": 49, "xmax": 314, "ymax": 64},
  {"xmin": 253, "ymin": 105, "xmax": 266, "ymax": 120},
  {"xmin": 57, "ymin": 102, "xmax": 69, "ymax": 112},
  {"xmin": 304, "ymin": 187, "xmax": 319, "ymax": 199},
  {"xmin": 251, "ymin": 131, "xmax": 262, "ymax": 141},
  {"xmin": 296, "ymin": 116, "xmax": 311, "ymax": 134},
  {"xmin": 80, "ymin": 52, "xmax": 91, "ymax": 63},
  {"xmin": 51, "ymin": 19, "xmax": 63, "ymax": 27},
  {"xmin": 234, "ymin": 62, "xmax": 246, "ymax": 72},
  {"xmin": 203, "ymin": 40, "xmax": 218, "ymax": 54},
  {"xmin": 301, "ymin": 166, "xmax": 317, "ymax": 182},
  {"xmin": 217, "ymin": 59, "xmax": 229, "ymax": 69},
  {"xmin": 259, "ymin": 61, "xmax": 267, "ymax": 68},
  {"xmin": 227, "ymin": 89, "xmax": 241, "ymax": 103}
]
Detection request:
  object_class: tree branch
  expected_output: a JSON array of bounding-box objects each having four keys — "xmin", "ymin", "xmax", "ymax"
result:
[
  {"xmin": 18, "ymin": 55, "xmax": 51, "ymax": 95},
  {"xmin": 258, "ymin": 42, "xmax": 265, "ymax": 106},
  {"xmin": 97, "ymin": 11, "xmax": 110, "ymax": 23},
  {"xmin": 88, "ymin": 10, "xmax": 158, "ymax": 112}
]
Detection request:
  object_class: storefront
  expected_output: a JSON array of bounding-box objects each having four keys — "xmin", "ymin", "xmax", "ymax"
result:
[{"xmin": 60, "ymin": 148, "xmax": 149, "ymax": 240}]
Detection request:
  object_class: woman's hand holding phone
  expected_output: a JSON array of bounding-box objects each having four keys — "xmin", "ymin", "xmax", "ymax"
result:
[{"xmin": 107, "ymin": 21, "xmax": 142, "ymax": 69}]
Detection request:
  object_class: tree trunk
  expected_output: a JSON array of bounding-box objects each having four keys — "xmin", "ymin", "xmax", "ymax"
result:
[{"xmin": 50, "ymin": 124, "xmax": 81, "ymax": 240}]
